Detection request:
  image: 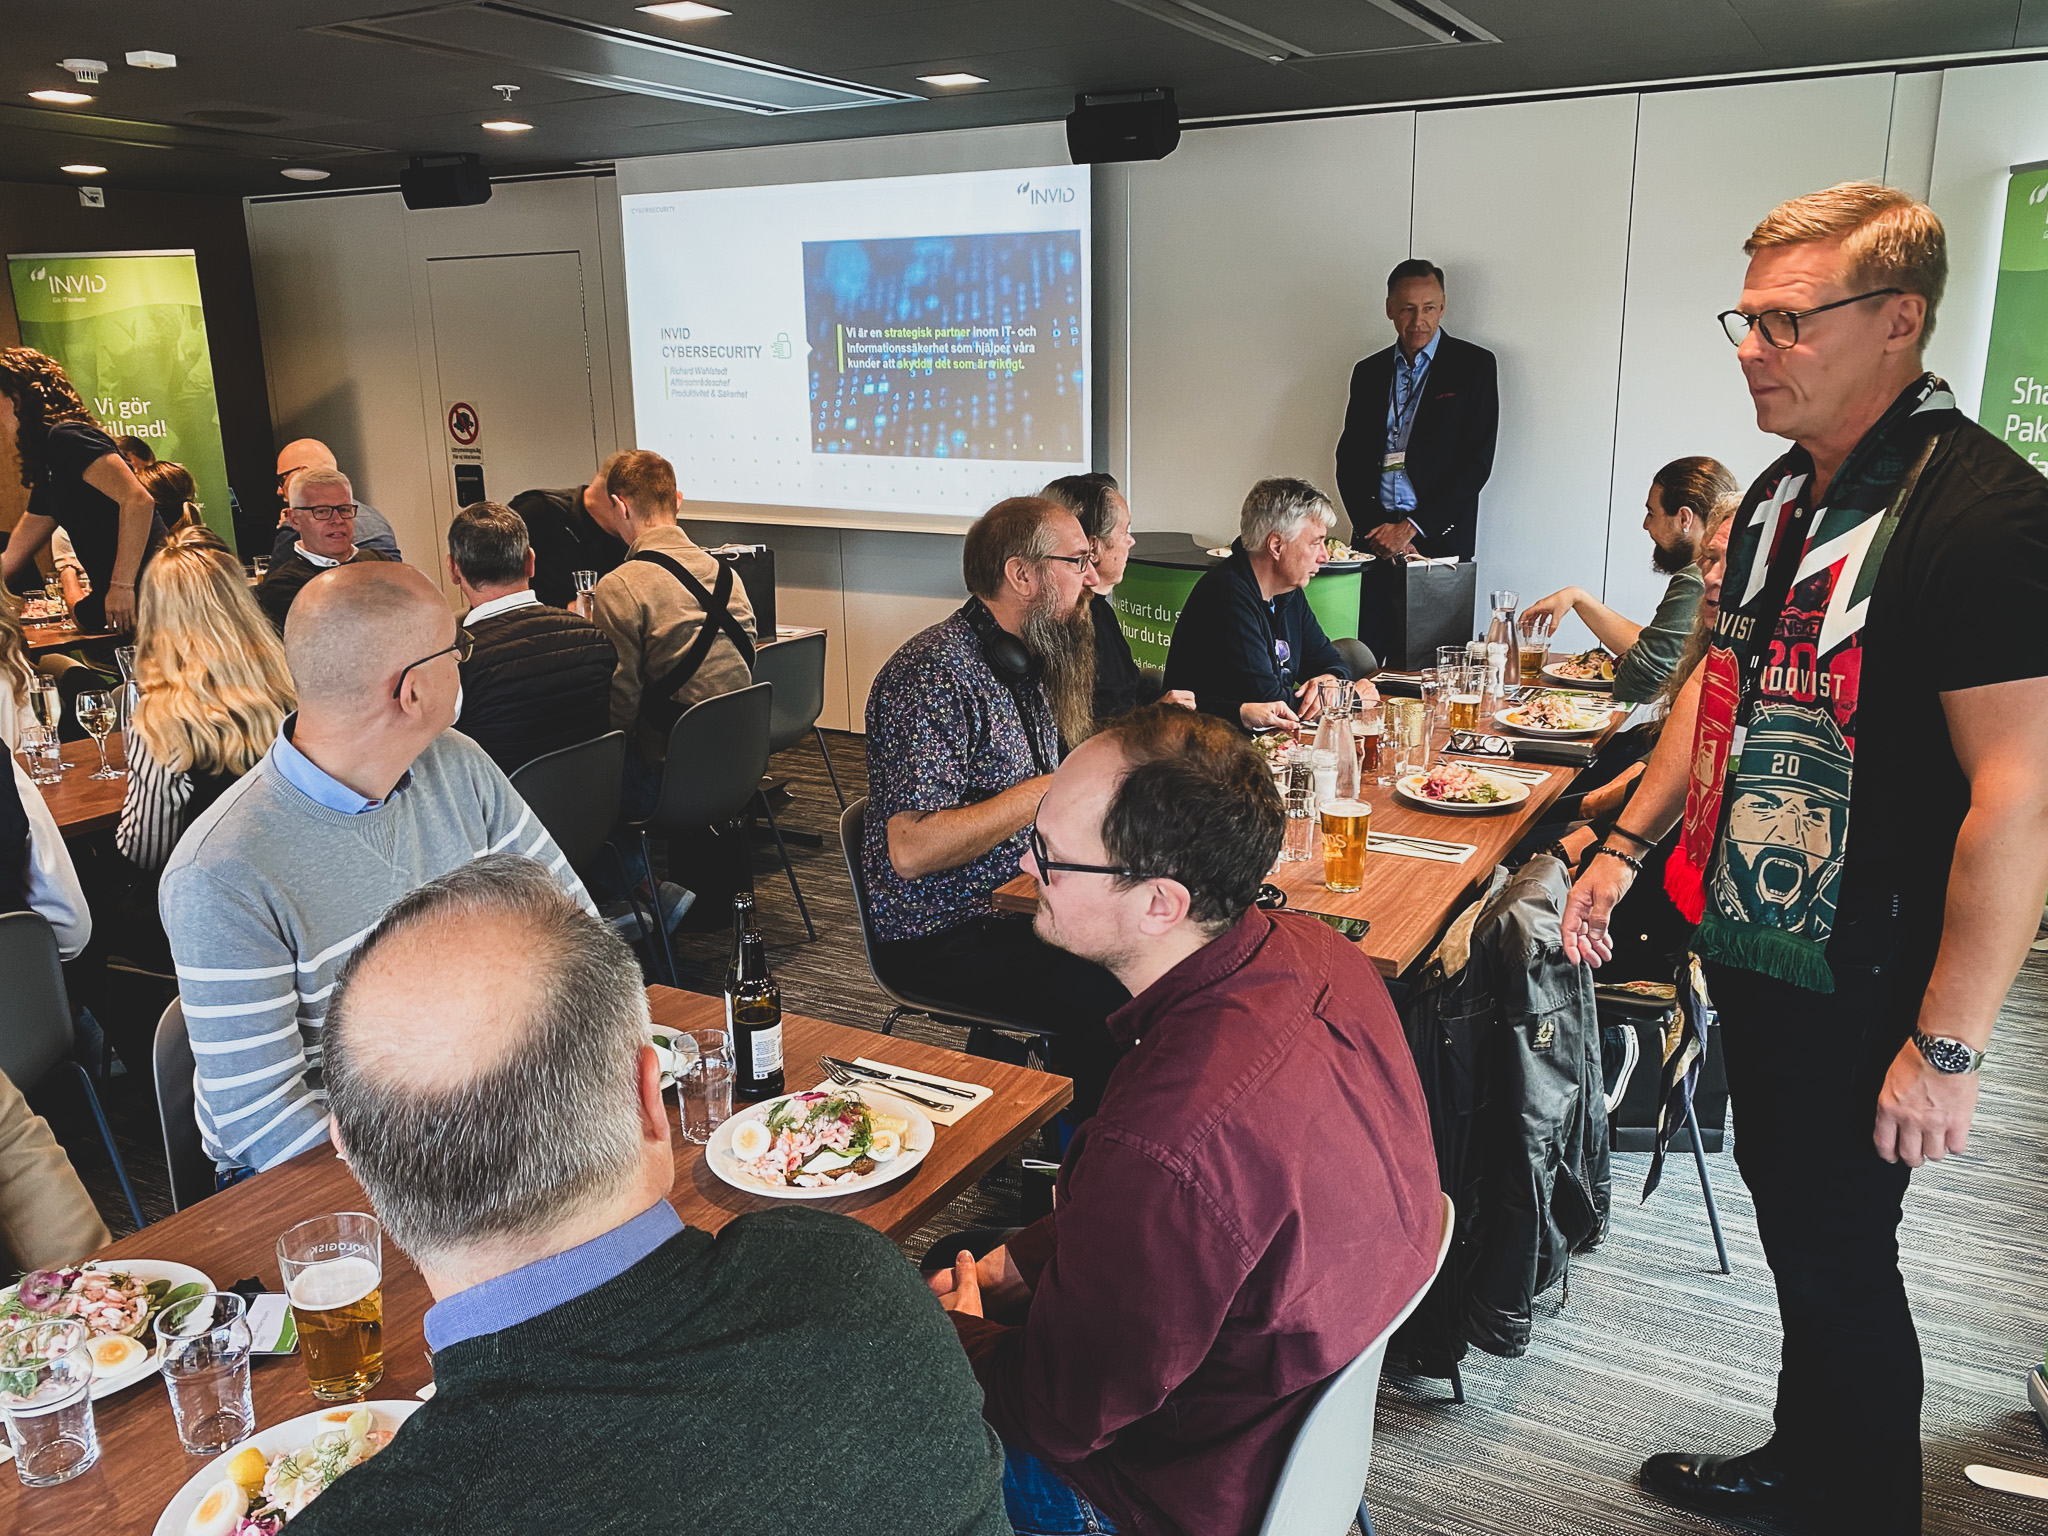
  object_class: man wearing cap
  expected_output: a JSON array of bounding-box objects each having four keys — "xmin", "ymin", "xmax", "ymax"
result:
[{"xmin": 1562, "ymin": 184, "xmax": 2048, "ymax": 1530}]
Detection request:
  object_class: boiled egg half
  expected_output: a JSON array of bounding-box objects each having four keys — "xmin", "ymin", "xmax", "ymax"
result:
[
  {"xmin": 186, "ymin": 1478, "xmax": 247, "ymax": 1536},
  {"xmin": 868, "ymin": 1129, "xmax": 902, "ymax": 1162},
  {"xmin": 729, "ymin": 1120, "xmax": 773, "ymax": 1160},
  {"xmin": 89, "ymin": 1333, "xmax": 147, "ymax": 1376}
]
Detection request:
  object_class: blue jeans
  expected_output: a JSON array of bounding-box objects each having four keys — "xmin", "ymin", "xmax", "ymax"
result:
[{"xmin": 1002, "ymin": 1443, "xmax": 1117, "ymax": 1536}]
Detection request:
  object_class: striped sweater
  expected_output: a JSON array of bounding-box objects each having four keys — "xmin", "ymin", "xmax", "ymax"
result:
[{"xmin": 159, "ymin": 729, "xmax": 592, "ymax": 1174}]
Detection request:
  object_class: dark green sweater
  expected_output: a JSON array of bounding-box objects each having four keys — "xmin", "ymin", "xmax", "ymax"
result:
[{"xmin": 291, "ymin": 1209, "xmax": 1011, "ymax": 1534}]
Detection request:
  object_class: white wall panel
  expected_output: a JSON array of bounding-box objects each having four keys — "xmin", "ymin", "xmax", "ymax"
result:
[
  {"xmin": 1124, "ymin": 113, "xmax": 1415, "ymax": 543},
  {"xmin": 1413, "ymin": 93, "xmax": 1638, "ymax": 646},
  {"xmin": 1604, "ymin": 75, "xmax": 1896, "ymax": 628}
]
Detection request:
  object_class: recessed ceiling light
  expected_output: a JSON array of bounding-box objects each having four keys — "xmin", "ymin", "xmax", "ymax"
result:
[
  {"xmin": 281, "ymin": 167, "xmax": 331, "ymax": 181},
  {"xmin": 481, "ymin": 119, "xmax": 534, "ymax": 132},
  {"xmin": 61, "ymin": 164, "xmax": 108, "ymax": 176},
  {"xmin": 30, "ymin": 89, "xmax": 94, "ymax": 105},
  {"xmin": 637, "ymin": 2, "xmax": 732, "ymax": 19},
  {"xmin": 918, "ymin": 72, "xmax": 988, "ymax": 87}
]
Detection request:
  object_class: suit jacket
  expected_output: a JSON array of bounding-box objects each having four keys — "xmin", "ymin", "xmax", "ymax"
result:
[{"xmin": 1334, "ymin": 332, "xmax": 1499, "ymax": 561}]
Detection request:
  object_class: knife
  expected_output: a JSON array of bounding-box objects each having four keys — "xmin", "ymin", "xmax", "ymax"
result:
[
  {"xmin": 823, "ymin": 1056, "xmax": 984, "ymax": 1100},
  {"xmin": 1967, "ymin": 1464, "xmax": 2048, "ymax": 1501}
]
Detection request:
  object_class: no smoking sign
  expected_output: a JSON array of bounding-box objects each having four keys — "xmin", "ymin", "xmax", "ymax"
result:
[{"xmin": 447, "ymin": 401, "xmax": 481, "ymax": 445}]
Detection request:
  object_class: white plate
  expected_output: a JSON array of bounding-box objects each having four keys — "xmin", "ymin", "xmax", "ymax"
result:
[
  {"xmin": 153, "ymin": 1401, "xmax": 422, "ymax": 1536},
  {"xmin": 1495, "ymin": 704, "xmax": 1611, "ymax": 738},
  {"xmin": 0, "ymin": 1259, "xmax": 215, "ymax": 1401},
  {"xmin": 705, "ymin": 1088, "xmax": 934, "ymax": 1201},
  {"xmin": 1539, "ymin": 663, "xmax": 1613, "ymax": 692},
  {"xmin": 1394, "ymin": 771, "xmax": 1531, "ymax": 814}
]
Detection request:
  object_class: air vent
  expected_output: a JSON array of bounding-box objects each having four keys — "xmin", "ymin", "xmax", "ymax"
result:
[
  {"xmin": 314, "ymin": 1, "xmax": 918, "ymax": 115},
  {"xmin": 185, "ymin": 109, "xmax": 287, "ymax": 125},
  {"xmin": 1105, "ymin": 0, "xmax": 1494, "ymax": 62}
]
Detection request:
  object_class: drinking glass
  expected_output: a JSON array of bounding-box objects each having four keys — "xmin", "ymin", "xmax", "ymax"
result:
[
  {"xmin": 27, "ymin": 684, "xmax": 65, "ymax": 784},
  {"xmin": 1390, "ymin": 699, "xmax": 1430, "ymax": 778},
  {"xmin": 1435, "ymin": 645, "xmax": 1467, "ymax": 679},
  {"xmin": 1417, "ymin": 667, "xmax": 1444, "ymax": 737},
  {"xmin": 1444, "ymin": 666, "xmax": 1487, "ymax": 735},
  {"xmin": 571, "ymin": 569, "xmax": 598, "ymax": 619},
  {"xmin": 1518, "ymin": 611, "xmax": 1554, "ymax": 686},
  {"xmin": 1355, "ymin": 700, "xmax": 1387, "ymax": 784},
  {"xmin": 74, "ymin": 689, "xmax": 122, "ymax": 780},
  {"xmin": 0, "ymin": 1320, "xmax": 98, "ymax": 1487},
  {"xmin": 113, "ymin": 645, "xmax": 137, "ymax": 683},
  {"xmin": 155, "ymin": 1292, "xmax": 254, "ymax": 1454},
  {"xmin": 277, "ymin": 1213, "xmax": 385, "ymax": 1401},
  {"xmin": 679, "ymin": 1027, "xmax": 736, "ymax": 1144},
  {"xmin": 251, "ymin": 556, "xmax": 271, "ymax": 580},
  {"xmin": 1280, "ymin": 750, "xmax": 1316, "ymax": 861},
  {"xmin": 1319, "ymin": 799, "xmax": 1370, "ymax": 893}
]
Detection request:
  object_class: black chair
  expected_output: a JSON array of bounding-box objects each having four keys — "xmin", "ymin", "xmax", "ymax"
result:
[
  {"xmin": 151, "ymin": 998, "xmax": 216, "ymax": 1214},
  {"xmin": 634, "ymin": 683, "xmax": 796, "ymax": 980},
  {"xmin": 838, "ymin": 797, "xmax": 1051, "ymax": 1061},
  {"xmin": 0, "ymin": 910, "xmax": 145, "ymax": 1230},
  {"xmin": 753, "ymin": 631, "xmax": 844, "ymax": 809},
  {"xmin": 1599, "ymin": 986, "xmax": 1732, "ymax": 1275},
  {"xmin": 508, "ymin": 731, "xmax": 653, "ymax": 942},
  {"xmin": 1333, "ymin": 635, "xmax": 1379, "ymax": 679}
]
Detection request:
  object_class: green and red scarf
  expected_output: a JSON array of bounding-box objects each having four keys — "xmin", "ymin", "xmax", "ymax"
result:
[{"xmin": 1665, "ymin": 374, "xmax": 1953, "ymax": 992}]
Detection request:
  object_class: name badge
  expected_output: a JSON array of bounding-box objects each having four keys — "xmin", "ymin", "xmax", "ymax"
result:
[{"xmin": 1383, "ymin": 451, "xmax": 1406, "ymax": 470}]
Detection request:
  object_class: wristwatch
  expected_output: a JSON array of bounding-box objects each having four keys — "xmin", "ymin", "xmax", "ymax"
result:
[{"xmin": 1912, "ymin": 1030, "xmax": 1986, "ymax": 1075}]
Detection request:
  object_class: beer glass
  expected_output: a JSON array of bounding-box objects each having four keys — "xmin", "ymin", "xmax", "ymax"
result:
[
  {"xmin": 277, "ymin": 1212, "xmax": 385, "ymax": 1401},
  {"xmin": 1518, "ymin": 612, "xmax": 1554, "ymax": 686},
  {"xmin": 1319, "ymin": 798, "xmax": 1370, "ymax": 893},
  {"xmin": 1444, "ymin": 666, "xmax": 1485, "ymax": 733},
  {"xmin": 571, "ymin": 569, "xmax": 598, "ymax": 619}
]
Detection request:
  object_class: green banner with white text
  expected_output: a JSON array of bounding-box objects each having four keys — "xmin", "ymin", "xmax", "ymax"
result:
[
  {"xmin": 1978, "ymin": 164, "xmax": 2048, "ymax": 478},
  {"xmin": 7, "ymin": 249, "xmax": 236, "ymax": 551}
]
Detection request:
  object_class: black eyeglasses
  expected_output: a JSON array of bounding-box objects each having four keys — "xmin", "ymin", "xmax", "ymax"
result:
[
  {"xmin": 391, "ymin": 631, "xmax": 473, "ymax": 700},
  {"xmin": 1040, "ymin": 551, "xmax": 1098, "ymax": 570},
  {"xmin": 1716, "ymin": 288, "xmax": 1903, "ymax": 350},
  {"xmin": 293, "ymin": 503, "xmax": 359, "ymax": 524},
  {"xmin": 1028, "ymin": 821, "xmax": 1132, "ymax": 884}
]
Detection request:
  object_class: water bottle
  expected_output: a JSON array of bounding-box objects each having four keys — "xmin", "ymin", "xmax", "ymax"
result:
[{"xmin": 1486, "ymin": 590, "xmax": 1520, "ymax": 704}]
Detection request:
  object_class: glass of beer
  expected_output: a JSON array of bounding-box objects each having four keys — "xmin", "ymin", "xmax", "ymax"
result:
[
  {"xmin": 277, "ymin": 1212, "xmax": 385, "ymax": 1401},
  {"xmin": 1518, "ymin": 612, "xmax": 1554, "ymax": 686},
  {"xmin": 1320, "ymin": 798, "xmax": 1370, "ymax": 892},
  {"xmin": 1445, "ymin": 666, "xmax": 1485, "ymax": 733}
]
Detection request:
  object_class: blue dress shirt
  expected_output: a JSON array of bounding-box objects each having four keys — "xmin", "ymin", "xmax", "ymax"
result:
[
  {"xmin": 270, "ymin": 715, "xmax": 408, "ymax": 813},
  {"xmin": 1381, "ymin": 329, "xmax": 1442, "ymax": 524},
  {"xmin": 425, "ymin": 1200, "xmax": 685, "ymax": 1351}
]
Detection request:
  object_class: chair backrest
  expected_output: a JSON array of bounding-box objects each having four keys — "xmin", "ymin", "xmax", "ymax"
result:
[
  {"xmin": 643, "ymin": 682, "xmax": 774, "ymax": 836},
  {"xmin": 751, "ymin": 632, "xmax": 827, "ymax": 757},
  {"xmin": 0, "ymin": 910, "xmax": 75, "ymax": 1091},
  {"xmin": 1333, "ymin": 635, "xmax": 1379, "ymax": 679},
  {"xmin": 1255, "ymin": 1191, "xmax": 1457, "ymax": 1536},
  {"xmin": 152, "ymin": 999, "xmax": 215, "ymax": 1213},
  {"xmin": 509, "ymin": 730, "xmax": 627, "ymax": 874}
]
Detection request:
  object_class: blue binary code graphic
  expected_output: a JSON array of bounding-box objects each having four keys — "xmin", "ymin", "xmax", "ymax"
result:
[{"xmin": 803, "ymin": 231, "xmax": 1084, "ymax": 460}]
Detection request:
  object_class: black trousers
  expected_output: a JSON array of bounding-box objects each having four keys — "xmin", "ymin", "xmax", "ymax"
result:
[
  {"xmin": 876, "ymin": 914, "xmax": 1130, "ymax": 1121},
  {"xmin": 1704, "ymin": 957, "xmax": 1921, "ymax": 1533}
]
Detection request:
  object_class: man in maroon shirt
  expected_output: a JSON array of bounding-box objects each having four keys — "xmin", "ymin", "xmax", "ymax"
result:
[{"xmin": 931, "ymin": 704, "xmax": 1441, "ymax": 1536}]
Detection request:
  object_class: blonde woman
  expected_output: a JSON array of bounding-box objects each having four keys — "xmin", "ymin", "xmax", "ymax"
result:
[
  {"xmin": 0, "ymin": 594, "xmax": 90, "ymax": 956},
  {"xmin": 118, "ymin": 527, "xmax": 295, "ymax": 872}
]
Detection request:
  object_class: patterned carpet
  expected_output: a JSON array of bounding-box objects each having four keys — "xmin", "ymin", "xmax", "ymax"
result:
[{"xmin": 63, "ymin": 730, "xmax": 2048, "ymax": 1534}]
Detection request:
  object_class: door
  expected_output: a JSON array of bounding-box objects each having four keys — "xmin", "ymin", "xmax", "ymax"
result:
[{"xmin": 425, "ymin": 251, "xmax": 599, "ymax": 549}]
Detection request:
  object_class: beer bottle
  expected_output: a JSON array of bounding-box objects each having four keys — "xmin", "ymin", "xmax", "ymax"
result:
[
  {"xmin": 724, "ymin": 891, "xmax": 755, "ymax": 994},
  {"xmin": 727, "ymin": 908, "xmax": 784, "ymax": 1102}
]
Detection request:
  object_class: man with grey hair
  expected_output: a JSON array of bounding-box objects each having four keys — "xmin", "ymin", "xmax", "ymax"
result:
[
  {"xmin": 445, "ymin": 500, "xmax": 614, "ymax": 775},
  {"xmin": 1163, "ymin": 476, "xmax": 1360, "ymax": 730},
  {"xmin": 256, "ymin": 465, "xmax": 394, "ymax": 632},
  {"xmin": 272, "ymin": 437, "xmax": 401, "ymax": 562},
  {"xmin": 287, "ymin": 853, "xmax": 1009, "ymax": 1536},
  {"xmin": 161, "ymin": 562, "xmax": 591, "ymax": 1179}
]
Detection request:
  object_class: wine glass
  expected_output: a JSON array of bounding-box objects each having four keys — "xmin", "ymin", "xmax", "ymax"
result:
[
  {"xmin": 74, "ymin": 690, "xmax": 123, "ymax": 780},
  {"xmin": 27, "ymin": 684, "xmax": 65, "ymax": 784}
]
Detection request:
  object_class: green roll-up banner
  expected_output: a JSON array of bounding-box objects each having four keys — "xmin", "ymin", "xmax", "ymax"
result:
[
  {"xmin": 7, "ymin": 249, "xmax": 237, "ymax": 550},
  {"xmin": 1978, "ymin": 162, "xmax": 2048, "ymax": 476}
]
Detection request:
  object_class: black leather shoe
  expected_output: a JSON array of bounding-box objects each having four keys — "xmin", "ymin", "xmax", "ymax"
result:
[{"xmin": 1641, "ymin": 1447, "xmax": 1792, "ymax": 1511}]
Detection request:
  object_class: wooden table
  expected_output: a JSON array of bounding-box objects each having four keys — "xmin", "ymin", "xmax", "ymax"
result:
[
  {"xmin": 995, "ymin": 694, "xmax": 1633, "ymax": 978},
  {"xmin": 0, "ymin": 988, "xmax": 1067, "ymax": 1532},
  {"xmin": 34, "ymin": 731, "xmax": 129, "ymax": 837},
  {"xmin": 22, "ymin": 621, "xmax": 119, "ymax": 656}
]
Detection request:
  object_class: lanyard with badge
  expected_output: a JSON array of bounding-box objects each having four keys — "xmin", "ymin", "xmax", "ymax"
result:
[{"xmin": 1384, "ymin": 351, "xmax": 1430, "ymax": 475}]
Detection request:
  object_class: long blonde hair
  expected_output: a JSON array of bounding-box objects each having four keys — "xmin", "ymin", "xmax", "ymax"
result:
[
  {"xmin": 0, "ymin": 593, "xmax": 33, "ymax": 711},
  {"xmin": 132, "ymin": 527, "xmax": 295, "ymax": 775}
]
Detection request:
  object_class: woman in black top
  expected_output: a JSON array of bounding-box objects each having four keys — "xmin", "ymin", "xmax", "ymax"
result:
[
  {"xmin": 1041, "ymin": 471, "xmax": 1195, "ymax": 726},
  {"xmin": 0, "ymin": 347, "xmax": 166, "ymax": 633}
]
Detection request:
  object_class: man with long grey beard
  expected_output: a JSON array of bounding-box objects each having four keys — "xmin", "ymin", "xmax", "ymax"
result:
[{"xmin": 864, "ymin": 496, "xmax": 1129, "ymax": 1120}]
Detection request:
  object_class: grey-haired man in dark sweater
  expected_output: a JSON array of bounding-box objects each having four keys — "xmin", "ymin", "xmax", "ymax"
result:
[{"xmin": 292, "ymin": 853, "xmax": 1010, "ymax": 1536}]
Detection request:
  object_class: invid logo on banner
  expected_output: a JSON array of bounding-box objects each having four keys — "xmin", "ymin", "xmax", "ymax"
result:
[{"xmin": 27, "ymin": 266, "xmax": 108, "ymax": 301}]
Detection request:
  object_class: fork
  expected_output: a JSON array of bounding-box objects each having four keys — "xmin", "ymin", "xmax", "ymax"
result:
[{"xmin": 818, "ymin": 1059, "xmax": 954, "ymax": 1112}]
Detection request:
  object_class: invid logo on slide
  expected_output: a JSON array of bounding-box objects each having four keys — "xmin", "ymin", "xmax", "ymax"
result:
[{"xmin": 1016, "ymin": 181, "xmax": 1076, "ymax": 204}]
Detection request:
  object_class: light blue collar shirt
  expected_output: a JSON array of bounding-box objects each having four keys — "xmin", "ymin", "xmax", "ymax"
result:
[
  {"xmin": 270, "ymin": 714, "xmax": 408, "ymax": 813},
  {"xmin": 1381, "ymin": 329, "xmax": 1444, "ymax": 519},
  {"xmin": 424, "ymin": 1200, "xmax": 685, "ymax": 1351}
]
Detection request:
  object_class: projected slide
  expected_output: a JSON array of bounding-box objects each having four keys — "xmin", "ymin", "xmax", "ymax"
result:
[{"xmin": 620, "ymin": 165, "xmax": 1091, "ymax": 517}]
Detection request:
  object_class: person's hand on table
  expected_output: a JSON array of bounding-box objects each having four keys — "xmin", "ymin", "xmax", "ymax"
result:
[
  {"xmin": 1560, "ymin": 851, "xmax": 1634, "ymax": 967},
  {"xmin": 104, "ymin": 581, "xmax": 136, "ymax": 632},
  {"xmin": 1294, "ymin": 674, "xmax": 1343, "ymax": 722},
  {"xmin": 1874, "ymin": 1038, "xmax": 1981, "ymax": 1167},
  {"xmin": 1161, "ymin": 688, "xmax": 1197, "ymax": 710},
  {"xmin": 1350, "ymin": 679, "xmax": 1381, "ymax": 711},
  {"xmin": 1365, "ymin": 521, "xmax": 1417, "ymax": 559},
  {"xmin": 1240, "ymin": 699, "xmax": 1299, "ymax": 733},
  {"xmin": 929, "ymin": 1244, "xmax": 1029, "ymax": 1316},
  {"xmin": 1520, "ymin": 588, "xmax": 1581, "ymax": 628}
]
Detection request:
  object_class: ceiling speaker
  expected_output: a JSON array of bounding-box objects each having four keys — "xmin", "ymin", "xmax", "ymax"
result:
[
  {"xmin": 1066, "ymin": 88, "xmax": 1180, "ymax": 165},
  {"xmin": 400, "ymin": 153, "xmax": 492, "ymax": 210}
]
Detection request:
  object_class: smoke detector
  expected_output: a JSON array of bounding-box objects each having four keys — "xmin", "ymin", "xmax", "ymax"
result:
[
  {"xmin": 60, "ymin": 59, "xmax": 110, "ymax": 84},
  {"xmin": 492, "ymin": 83, "xmax": 519, "ymax": 102},
  {"xmin": 126, "ymin": 51, "xmax": 178, "ymax": 70}
]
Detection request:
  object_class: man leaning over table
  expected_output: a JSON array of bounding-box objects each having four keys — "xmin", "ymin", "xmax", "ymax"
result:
[
  {"xmin": 287, "ymin": 853, "xmax": 1008, "ymax": 1536},
  {"xmin": 1562, "ymin": 183, "xmax": 2048, "ymax": 1533},
  {"xmin": 160, "ymin": 562, "xmax": 590, "ymax": 1182},
  {"xmin": 931, "ymin": 703, "xmax": 1440, "ymax": 1536}
]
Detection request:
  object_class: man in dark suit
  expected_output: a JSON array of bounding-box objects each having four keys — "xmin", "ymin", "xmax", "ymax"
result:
[{"xmin": 1334, "ymin": 259, "xmax": 1499, "ymax": 562}]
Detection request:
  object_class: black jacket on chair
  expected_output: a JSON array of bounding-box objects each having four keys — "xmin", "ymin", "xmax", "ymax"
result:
[
  {"xmin": 457, "ymin": 600, "xmax": 618, "ymax": 775},
  {"xmin": 508, "ymin": 486, "xmax": 629, "ymax": 610},
  {"xmin": 1334, "ymin": 332, "xmax": 1499, "ymax": 562}
]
